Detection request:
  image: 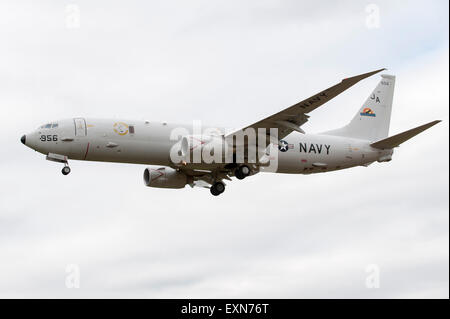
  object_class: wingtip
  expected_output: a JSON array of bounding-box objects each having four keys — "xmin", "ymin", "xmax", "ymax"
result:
[
  {"xmin": 374, "ymin": 67, "xmax": 387, "ymax": 74},
  {"xmin": 423, "ymin": 120, "xmax": 442, "ymax": 129},
  {"xmin": 344, "ymin": 68, "xmax": 388, "ymax": 82},
  {"xmin": 361, "ymin": 68, "xmax": 387, "ymax": 76}
]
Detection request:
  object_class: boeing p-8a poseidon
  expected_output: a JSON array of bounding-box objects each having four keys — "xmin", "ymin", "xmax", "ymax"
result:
[{"xmin": 21, "ymin": 69, "xmax": 440, "ymax": 196}]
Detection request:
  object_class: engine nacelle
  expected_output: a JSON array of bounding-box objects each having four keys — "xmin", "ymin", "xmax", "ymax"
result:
[
  {"xmin": 143, "ymin": 167, "xmax": 187, "ymax": 189},
  {"xmin": 180, "ymin": 134, "xmax": 231, "ymax": 164}
]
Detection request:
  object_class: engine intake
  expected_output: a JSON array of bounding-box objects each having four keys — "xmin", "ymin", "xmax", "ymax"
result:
[{"xmin": 143, "ymin": 167, "xmax": 187, "ymax": 189}]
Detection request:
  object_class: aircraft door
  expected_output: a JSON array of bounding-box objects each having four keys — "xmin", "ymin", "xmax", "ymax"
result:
[
  {"xmin": 74, "ymin": 118, "xmax": 87, "ymax": 136},
  {"xmin": 70, "ymin": 118, "xmax": 89, "ymax": 159}
]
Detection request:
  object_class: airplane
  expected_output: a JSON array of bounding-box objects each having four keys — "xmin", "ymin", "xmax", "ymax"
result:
[{"xmin": 21, "ymin": 68, "xmax": 441, "ymax": 196}]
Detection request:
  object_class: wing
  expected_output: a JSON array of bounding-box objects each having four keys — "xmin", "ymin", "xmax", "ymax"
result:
[{"xmin": 226, "ymin": 68, "xmax": 386, "ymax": 140}]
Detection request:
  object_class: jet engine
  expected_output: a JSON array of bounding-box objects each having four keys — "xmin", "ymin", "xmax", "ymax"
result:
[
  {"xmin": 180, "ymin": 134, "xmax": 231, "ymax": 164},
  {"xmin": 143, "ymin": 166, "xmax": 188, "ymax": 189}
]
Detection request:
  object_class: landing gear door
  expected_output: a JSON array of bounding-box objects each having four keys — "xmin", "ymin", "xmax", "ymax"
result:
[{"xmin": 74, "ymin": 118, "xmax": 87, "ymax": 136}]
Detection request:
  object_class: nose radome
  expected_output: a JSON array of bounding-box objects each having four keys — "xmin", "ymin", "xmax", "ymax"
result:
[{"xmin": 21, "ymin": 135, "xmax": 26, "ymax": 145}]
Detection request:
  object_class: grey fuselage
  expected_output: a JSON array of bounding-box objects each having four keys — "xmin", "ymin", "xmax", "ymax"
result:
[{"xmin": 23, "ymin": 118, "xmax": 393, "ymax": 174}]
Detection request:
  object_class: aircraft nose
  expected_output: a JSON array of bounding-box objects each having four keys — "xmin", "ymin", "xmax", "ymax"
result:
[{"xmin": 21, "ymin": 135, "xmax": 26, "ymax": 145}]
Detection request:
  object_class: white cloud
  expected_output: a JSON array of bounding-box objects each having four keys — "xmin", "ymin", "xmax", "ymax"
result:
[{"xmin": 0, "ymin": 0, "xmax": 448, "ymax": 298}]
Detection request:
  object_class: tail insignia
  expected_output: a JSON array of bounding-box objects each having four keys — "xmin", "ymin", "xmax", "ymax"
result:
[{"xmin": 360, "ymin": 107, "xmax": 376, "ymax": 117}]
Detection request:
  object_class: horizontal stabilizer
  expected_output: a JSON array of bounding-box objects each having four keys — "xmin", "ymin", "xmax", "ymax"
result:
[{"xmin": 370, "ymin": 120, "xmax": 441, "ymax": 149}]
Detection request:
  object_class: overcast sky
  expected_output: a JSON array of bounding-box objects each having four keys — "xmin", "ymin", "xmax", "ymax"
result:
[{"xmin": 0, "ymin": 0, "xmax": 448, "ymax": 298}]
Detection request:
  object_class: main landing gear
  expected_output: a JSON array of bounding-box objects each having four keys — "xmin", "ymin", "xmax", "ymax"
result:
[
  {"xmin": 61, "ymin": 165, "xmax": 71, "ymax": 175},
  {"xmin": 210, "ymin": 181, "xmax": 225, "ymax": 196},
  {"xmin": 235, "ymin": 165, "xmax": 250, "ymax": 180}
]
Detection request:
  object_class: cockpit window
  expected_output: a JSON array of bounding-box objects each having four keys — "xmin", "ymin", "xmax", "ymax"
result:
[{"xmin": 39, "ymin": 123, "xmax": 58, "ymax": 129}]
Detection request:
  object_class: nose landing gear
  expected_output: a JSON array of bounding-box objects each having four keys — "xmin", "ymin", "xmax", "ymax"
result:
[
  {"xmin": 62, "ymin": 165, "xmax": 71, "ymax": 175},
  {"xmin": 45, "ymin": 153, "xmax": 71, "ymax": 176}
]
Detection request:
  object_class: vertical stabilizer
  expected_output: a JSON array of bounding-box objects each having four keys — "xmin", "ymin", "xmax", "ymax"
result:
[{"xmin": 324, "ymin": 74, "xmax": 395, "ymax": 141}]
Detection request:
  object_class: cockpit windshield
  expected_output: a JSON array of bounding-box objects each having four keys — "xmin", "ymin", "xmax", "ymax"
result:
[{"xmin": 39, "ymin": 123, "xmax": 58, "ymax": 129}]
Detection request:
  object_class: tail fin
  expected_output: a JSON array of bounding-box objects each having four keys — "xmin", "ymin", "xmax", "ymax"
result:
[
  {"xmin": 325, "ymin": 74, "xmax": 395, "ymax": 141},
  {"xmin": 370, "ymin": 120, "xmax": 441, "ymax": 149}
]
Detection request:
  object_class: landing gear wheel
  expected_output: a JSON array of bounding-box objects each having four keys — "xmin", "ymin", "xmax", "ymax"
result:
[
  {"xmin": 210, "ymin": 181, "xmax": 225, "ymax": 196},
  {"xmin": 62, "ymin": 166, "xmax": 71, "ymax": 175},
  {"xmin": 235, "ymin": 165, "xmax": 250, "ymax": 180}
]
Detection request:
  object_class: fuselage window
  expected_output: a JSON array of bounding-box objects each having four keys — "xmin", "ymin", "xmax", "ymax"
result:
[
  {"xmin": 52, "ymin": 123, "xmax": 58, "ymax": 128},
  {"xmin": 44, "ymin": 124, "xmax": 52, "ymax": 128},
  {"xmin": 129, "ymin": 125, "xmax": 135, "ymax": 134}
]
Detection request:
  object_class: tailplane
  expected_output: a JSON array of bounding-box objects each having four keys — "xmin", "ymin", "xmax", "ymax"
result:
[
  {"xmin": 325, "ymin": 74, "xmax": 395, "ymax": 141},
  {"xmin": 370, "ymin": 120, "xmax": 441, "ymax": 149}
]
